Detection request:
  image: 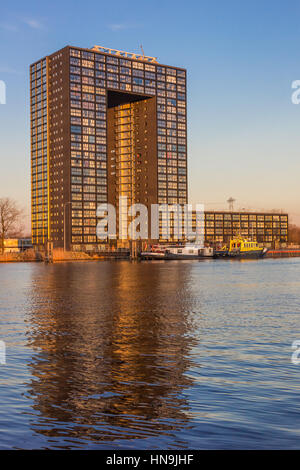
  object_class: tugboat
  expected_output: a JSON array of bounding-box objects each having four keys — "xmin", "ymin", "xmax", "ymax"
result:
[
  {"xmin": 140, "ymin": 244, "xmax": 167, "ymax": 260},
  {"xmin": 214, "ymin": 243, "xmax": 228, "ymax": 258},
  {"xmin": 214, "ymin": 237, "xmax": 268, "ymax": 259},
  {"xmin": 139, "ymin": 244, "xmax": 167, "ymax": 260}
]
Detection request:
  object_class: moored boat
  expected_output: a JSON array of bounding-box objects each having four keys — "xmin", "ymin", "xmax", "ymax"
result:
[
  {"xmin": 164, "ymin": 245, "xmax": 214, "ymax": 259},
  {"xmin": 214, "ymin": 237, "xmax": 268, "ymax": 259},
  {"xmin": 140, "ymin": 245, "xmax": 214, "ymax": 260},
  {"xmin": 140, "ymin": 244, "xmax": 168, "ymax": 260},
  {"xmin": 139, "ymin": 251, "xmax": 166, "ymax": 260}
]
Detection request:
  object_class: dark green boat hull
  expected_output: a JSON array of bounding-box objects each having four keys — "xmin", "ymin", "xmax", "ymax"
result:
[{"xmin": 214, "ymin": 249, "xmax": 267, "ymax": 259}]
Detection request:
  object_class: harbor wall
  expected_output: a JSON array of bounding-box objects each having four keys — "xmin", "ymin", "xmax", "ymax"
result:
[{"xmin": 266, "ymin": 249, "xmax": 300, "ymax": 258}]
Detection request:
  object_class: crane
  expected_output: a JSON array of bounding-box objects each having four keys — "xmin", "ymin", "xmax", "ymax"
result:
[{"xmin": 227, "ymin": 197, "xmax": 236, "ymax": 212}]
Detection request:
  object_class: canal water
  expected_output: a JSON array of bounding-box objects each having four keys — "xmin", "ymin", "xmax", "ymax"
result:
[{"xmin": 0, "ymin": 258, "xmax": 299, "ymax": 449}]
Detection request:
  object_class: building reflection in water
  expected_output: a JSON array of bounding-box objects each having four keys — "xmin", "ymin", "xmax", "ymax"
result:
[{"xmin": 25, "ymin": 261, "xmax": 201, "ymax": 447}]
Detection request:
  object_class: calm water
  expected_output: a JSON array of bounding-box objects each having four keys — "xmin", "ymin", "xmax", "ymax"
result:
[{"xmin": 0, "ymin": 258, "xmax": 299, "ymax": 449}]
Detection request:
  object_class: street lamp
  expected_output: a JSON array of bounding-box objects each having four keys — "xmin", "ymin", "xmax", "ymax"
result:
[{"xmin": 63, "ymin": 201, "xmax": 72, "ymax": 252}]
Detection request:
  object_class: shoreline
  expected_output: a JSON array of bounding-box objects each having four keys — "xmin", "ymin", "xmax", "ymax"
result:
[{"xmin": 1, "ymin": 251, "xmax": 300, "ymax": 263}]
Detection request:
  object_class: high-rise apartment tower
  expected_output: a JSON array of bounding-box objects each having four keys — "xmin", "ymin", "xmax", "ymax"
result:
[{"xmin": 30, "ymin": 45, "xmax": 187, "ymax": 250}]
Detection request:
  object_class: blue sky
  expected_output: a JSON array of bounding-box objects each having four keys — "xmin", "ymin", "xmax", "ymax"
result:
[{"xmin": 1, "ymin": 0, "xmax": 300, "ymax": 231}]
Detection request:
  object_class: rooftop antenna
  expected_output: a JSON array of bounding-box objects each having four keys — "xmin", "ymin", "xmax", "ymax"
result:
[
  {"xmin": 140, "ymin": 44, "xmax": 145, "ymax": 58},
  {"xmin": 227, "ymin": 197, "xmax": 236, "ymax": 212}
]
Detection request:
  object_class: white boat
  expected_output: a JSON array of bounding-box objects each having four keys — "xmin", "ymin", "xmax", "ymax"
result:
[
  {"xmin": 140, "ymin": 245, "xmax": 214, "ymax": 260},
  {"xmin": 164, "ymin": 245, "xmax": 214, "ymax": 259}
]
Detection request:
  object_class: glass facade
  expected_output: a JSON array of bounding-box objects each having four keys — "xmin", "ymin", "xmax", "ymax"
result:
[
  {"xmin": 68, "ymin": 46, "xmax": 187, "ymax": 248},
  {"xmin": 191, "ymin": 212, "xmax": 288, "ymax": 245},
  {"xmin": 30, "ymin": 58, "xmax": 48, "ymax": 246}
]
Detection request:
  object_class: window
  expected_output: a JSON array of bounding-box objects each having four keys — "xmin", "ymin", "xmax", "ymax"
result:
[
  {"xmin": 133, "ymin": 77, "xmax": 144, "ymax": 85},
  {"xmin": 70, "ymin": 49, "xmax": 81, "ymax": 58},
  {"xmin": 132, "ymin": 61, "xmax": 144, "ymax": 70},
  {"xmin": 71, "ymin": 125, "xmax": 81, "ymax": 133},
  {"xmin": 120, "ymin": 67, "xmax": 131, "ymax": 75}
]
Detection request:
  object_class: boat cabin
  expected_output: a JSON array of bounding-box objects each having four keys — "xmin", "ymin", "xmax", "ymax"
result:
[{"xmin": 229, "ymin": 238, "xmax": 262, "ymax": 253}]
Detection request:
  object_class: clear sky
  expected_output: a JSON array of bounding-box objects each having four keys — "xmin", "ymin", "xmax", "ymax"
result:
[{"xmin": 1, "ymin": 0, "xmax": 300, "ymax": 232}]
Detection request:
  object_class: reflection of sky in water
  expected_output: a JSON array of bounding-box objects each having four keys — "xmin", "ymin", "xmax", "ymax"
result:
[{"xmin": 0, "ymin": 258, "xmax": 299, "ymax": 449}]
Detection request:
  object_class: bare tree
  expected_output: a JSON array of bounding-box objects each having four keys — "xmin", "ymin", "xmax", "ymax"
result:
[
  {"xmin": 0, "ymin": 198, "xmax": 23, "ymax": 254},
  {"xmin": 289, "ymin": 224, "xmax": 300, "ymax": 245}
]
